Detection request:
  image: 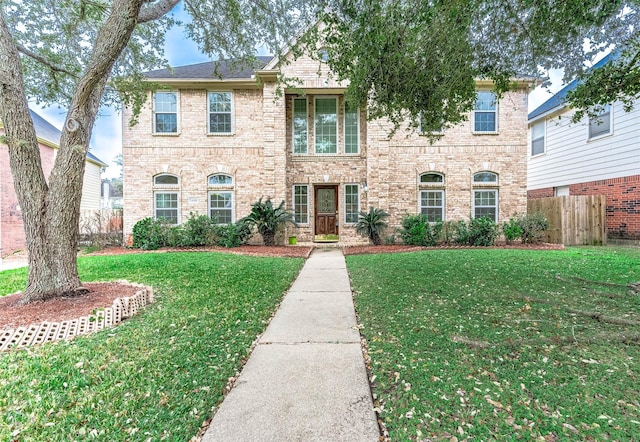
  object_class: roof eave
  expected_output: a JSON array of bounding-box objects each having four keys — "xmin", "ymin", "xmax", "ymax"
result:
[{"xmin": 143, "ymin": 78, "xmax": 261, "ymax": 89}]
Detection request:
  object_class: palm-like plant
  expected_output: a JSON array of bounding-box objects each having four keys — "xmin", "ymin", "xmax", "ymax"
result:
[
  {"xmin": 355, "ymin": 207, "xmax": 389, "ymax": 245},
  {"xmin": 241, "ymin": 198, "xmax": 297, "ymax": 246}
]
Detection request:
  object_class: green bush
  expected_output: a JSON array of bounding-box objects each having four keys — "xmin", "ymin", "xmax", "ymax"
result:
[
  {"xmin": 132, "ymin": 217, "xmax": 169, "ymax": 250},
  {"xmin": 399, "ymin": 214, "xmax": 443, "ymax": 246},
  {"xmin": 517, "ymin": 212, "xmax": 549, "ymax": 244},
  {"xmin": 453, "ymin": 217, "xmax": 499, "ymax": 246},
  {"xmin": 216, "ymin": 220, "xmax": 253, "ymax": 248},
  {"xmin": 183, "ymin": 213, "xmax": 217, "ymax": 246},
  {"xmin": 503, "ymin": 217, "xmax": 523, "ymax": 244}
]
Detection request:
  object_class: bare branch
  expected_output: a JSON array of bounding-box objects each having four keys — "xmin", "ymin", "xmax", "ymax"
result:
[
  {"xmin": 137, "ymin": 0, "xmax": 180, "ymax": 23},
  {"xmin": 16, "ymin": 43, "xmax": 79, "ymax": 78}
]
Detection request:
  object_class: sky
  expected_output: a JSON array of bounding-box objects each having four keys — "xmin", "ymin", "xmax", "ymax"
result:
[{"xmin": 32, "ymin": 5, "xmax": 565, "ymax": 179}]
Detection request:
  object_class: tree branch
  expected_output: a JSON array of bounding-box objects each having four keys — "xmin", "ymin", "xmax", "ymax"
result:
[
  {"xmin": 137, "ymin": 0, "xmax": 180, "ymax": 23},
  {"xmin": 16, "ymin": 43, "xmax": 78, "ymax": 78}
]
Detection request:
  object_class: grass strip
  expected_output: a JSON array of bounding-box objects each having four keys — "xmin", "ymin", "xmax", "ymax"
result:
[
  {"xmin": 0, "ymin": 252, "xmax": 304, "ymax": 441},
  {"xmin": 347, "ymin": 246, "xmax": 640, "ymax": 441}
]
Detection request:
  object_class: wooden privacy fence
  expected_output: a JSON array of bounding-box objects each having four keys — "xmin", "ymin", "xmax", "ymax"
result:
[{"xmin": 527, "ymin": 195, "xmax": 606, "ymax": 246}]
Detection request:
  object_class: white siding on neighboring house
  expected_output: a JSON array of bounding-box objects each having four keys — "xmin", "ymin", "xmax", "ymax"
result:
[
  {"xmin": 528, "ymin": 101, "xmax": 640, "ymax": 190},
  {"xmin": 81, "ymin": 161, "xmax": 104, "ymax": 212}
]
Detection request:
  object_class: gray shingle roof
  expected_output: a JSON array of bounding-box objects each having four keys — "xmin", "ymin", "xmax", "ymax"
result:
[
  {"xmin": 29, "ymin": 109, "xmax": 107, "ymax": 166},
  {"xmin": 145, "ymin": 56, "xmax": 274, "ymax": 80},
  {"xmin": 528, "ymin": 53, "xmax": 615, "ymax": 121}
]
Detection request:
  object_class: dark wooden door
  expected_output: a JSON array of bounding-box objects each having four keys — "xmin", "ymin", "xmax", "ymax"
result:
[{"xmin": 315, "ymin": 186, "xmax": 338, "ymax": 236}]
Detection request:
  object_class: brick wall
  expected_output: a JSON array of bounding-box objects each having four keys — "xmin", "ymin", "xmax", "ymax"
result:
[{"xmin": 528, "ymin": 175, "xmax": 640, "ymax": 239}]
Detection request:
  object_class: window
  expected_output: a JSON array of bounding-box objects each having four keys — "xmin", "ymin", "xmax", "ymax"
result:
[
  {"xmin": 293, "ymin": 98, "xmax": 308, "ymax": 154},
  {"xmin": 531, "ymin": 121, "xmax": 545, "ymax": 156},
  {"xmin": 420, "ymin": 190, "xmax": 444, "ymax": 222},
  {"xmin": 154, "ymin": 193, "xmax": 179, "ymax": 224},
  {"xmin": 153, "ymin": 174, "xmax": 179, "ymax": 224},
  {"xmin": 293, "ymin": 185, "xmax": 309, "ymax": 224},
  {"xmin": 208, "ymin": 92, "xmax": 233, "ymax": 134},
  {"xmin": 344, "ymin": 101, "xmax": 359, "ymax": 154},
  {"xmin": 474, "ymin": 190, "xmax": 498, "ymax": 221},
  {"xmin": 420, "ymin": 173, "xmax": 444, "ymax": 183},
  {"xmin": 474, "ymin": 91, "xmax": 497, "ymax": 133},
  {"xmin": 588, "ymin": 104, "xmax": 612, "ymax": 139},
  {"xmin": 154, "ymin": 92, "xmax": 178, "ymax": 133},
  {"xmin": 209, "ymin": 192, "xmax": 233, "ymax": 224},
  {"xmin": 344, "ymin": 184, "xmax": 360, "ymax": 223},
  {"xmin": 208, "ymin": 174, "xmax": 233, "ymax": 224},
  {"xmin": 315, "ymin": 98, "xmax": 337, "ymax": 154},
  {"xmin": 208, "ymin": 174, "xmax": 233, "ymax": 185},
  {"xmin": 473, "ymin": 172, "xmax": 498, "ymax": 184}
]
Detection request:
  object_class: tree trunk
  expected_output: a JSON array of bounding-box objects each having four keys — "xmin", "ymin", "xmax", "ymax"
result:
[
  {"xmin": 0, "ymin": 1, "xmax": 149, "ymax": 303},
  {"xmin": 262, "ymin": 231, "xmax": 276, "ymax": 247}
]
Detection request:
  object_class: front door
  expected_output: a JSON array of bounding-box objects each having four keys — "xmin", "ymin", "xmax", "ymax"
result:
[{"xmin": 315, "ymin": 186, "xmax": 338, "ymax": 236}]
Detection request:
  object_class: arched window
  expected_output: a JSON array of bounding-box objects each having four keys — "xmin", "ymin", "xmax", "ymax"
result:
[
  {"xmin": 472, "ymin": 172, "xmax": 498, "ymax": 221},
  {"xmin": 419, "ymin": 173, "xmax": 445, "ymax": 222},
  {"xmin": 153, "ymin": 174, "xmax": 179, "ymax": 224},
  {"xmin": 208, "ymin": 174, "xmax": 234, "ymax": 224}
]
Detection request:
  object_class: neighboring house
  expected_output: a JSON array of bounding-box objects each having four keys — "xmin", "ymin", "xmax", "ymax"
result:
[
  {"xmin": 122, "ymin": 51, "xmax": 533, "ymax": 244},
  {"xmin": 0, "ymin": 110, "xmax": 108, "ymax": 256},
  {"xmin": 102, "ymin": 179, "xmax": 123, "ymax": 209},
  {"xmin": 527, "ymin": 57, "xmax": 640, "ymax": 241}
]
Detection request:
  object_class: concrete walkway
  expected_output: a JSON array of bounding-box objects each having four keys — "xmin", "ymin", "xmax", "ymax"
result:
[{"xmin": 202, "ymin": 248, "xmax": 380, "ymax": 442}]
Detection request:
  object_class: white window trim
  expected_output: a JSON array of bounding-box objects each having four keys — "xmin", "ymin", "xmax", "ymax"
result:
[
  {"xmin": 343, "ymin": 101, "xmax": 360, "ymax": 155},
  {"xmin": 344, "ymin": 184, "xmax": 360, "ymax": 224},
  {"xmin": 153, "ymin": 91, "xmax": 180, "ymax": 135},
  {"xmin": 292, "ymin": 97, "xmax": 309, "ymax": 155},
  {"xmin": 419, "ymin": 189, "xmax": 445, "ymax": 222},
  {"xmin": 530, "ymin": 121, "xmax": 546, "ymax": 156},
  {"xmin": 472, "ymin": 91, "xmax": 499, "ymax": 134},
  {"xmin": 587, "ymin": 104, "xmax": 613, "ymax": 141},
  {"xmin": 207, "ymin": 91, "xmax": 234, "ymax": 135},
  {"xmin": 154, "ymin": 191, "xmax": 180, "ymax": 224},
  {"xmin": 473, "ymin": 189, "xmax": 499, "ymax": 222},
  {"xmin": 314, "ymin": 96, "xmax": 339, "ymax": 155},
  {"xmin": 293, "ymin": 184, "xmax": 309, "ymax": 224},
  {"xmin": 208, "ymin": 190, "xmax": 235, "ymax": 224}
]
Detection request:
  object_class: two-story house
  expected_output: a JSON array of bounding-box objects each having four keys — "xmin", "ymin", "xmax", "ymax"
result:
[
  {"xmin": 0, "ymin": 109, "xmax": 108, "ymax": 256},
  {"xmin": 527, "ymin": 58, "xmax": 640, "ymax": 242},
  {"xmin": 122, "ymin": 51, "xmax": 533, "ymax": 244}
]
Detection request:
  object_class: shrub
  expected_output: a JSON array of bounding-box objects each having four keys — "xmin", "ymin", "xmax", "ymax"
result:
[
  {"xmin": 517, "ymin": 212, "xmax": 549, "ymax": 244},
  {"xmin": 399, "ymin": 214, "xmax": 443, "ymax": 246},
  {"xmin": 216, "ymin": 220, "xmax": 253, "ymax": 248},
  {"xmin": 453, "ymin": 217, "xmax": 499, "ymax": 246},
  {"xmin": 503, "ymin": 217, "xmax": 523, "ymax": 244},
  {"xmin": 242, "ymin": 198, "xmax": 297, "ymax": 246},
  {"xmin": 132, "ymin": 217, "xmax": 169, "ymax": 250},
  {"xmin": 355, "ymin": 207, "xmax": 390, "ymax": 245},
  {"xmin": 182, "ymin": 213, "xmax": 217, "ymax": 246}
]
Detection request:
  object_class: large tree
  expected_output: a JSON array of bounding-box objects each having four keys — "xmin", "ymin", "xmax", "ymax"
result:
[{"xmin": 0, "ymin": 0, "xmax": 638, "ymax": 303}]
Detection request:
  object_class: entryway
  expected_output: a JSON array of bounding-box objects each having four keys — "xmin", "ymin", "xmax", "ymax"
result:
[{"xmin": 314, "ymin": 185, "xmax": 338, "ymax": 242}]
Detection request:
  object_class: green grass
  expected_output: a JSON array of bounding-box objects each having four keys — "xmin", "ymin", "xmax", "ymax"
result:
[
  {"xmin": 346, "ymin": 246, "xmax": 640, "ymax": 441},
  {"xmin": 0, "ymin": 252, "xmax": 304, "ymax": 441}
]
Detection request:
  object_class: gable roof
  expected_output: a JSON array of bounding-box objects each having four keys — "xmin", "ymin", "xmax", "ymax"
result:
[
  {"xmin": 28, "ymin": 109, "xmax": 107, "ymax": 167},
  {"xmin": 528, "ymin": 53, "xmax": 614, "ymax": 122},
  {"xmin": 144, "ymin": 56, "xmax": 274, "ymax": 80}
]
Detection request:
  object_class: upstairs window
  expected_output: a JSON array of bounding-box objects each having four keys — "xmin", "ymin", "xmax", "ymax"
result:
[
  {"xmin": 293, "ymin": 98, "xmax": 308, "ymax": 154},
  {"xmin": 153, "ymin": 91, "xmax": 178, "ymax": 133},
  {"xmin": 208, "ymin": 92, "xmax": 233, "ymax": 134},
  {"xmin": 474, "ymin": 91, "xmax": 498, "ymax": 133},
  {"xmin": 531, "ymin": 121, "xmax": 545, "ymax": 156},
  {"xmin": 315, "ymin": 97, "xmax": 338, "ymax": 154},
  {"xmin": 588, "ymin": 104, "xmax": 612, "ymax": 139},
  {"xmin": 344, "ymin": 101, "xmax": 359, "ymax": 154}
]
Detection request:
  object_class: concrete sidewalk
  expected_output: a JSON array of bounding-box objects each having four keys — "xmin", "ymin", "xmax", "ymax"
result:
[{"xmin": 202, "ymin": 248, "xmax": 380, "ymax": 442}]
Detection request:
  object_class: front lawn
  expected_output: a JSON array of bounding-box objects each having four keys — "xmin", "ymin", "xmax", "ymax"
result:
[
  {"xmin": 0, "ymin": 252, "xmax": 304, "ymax": 441},
  {"xmin": 347, "ymin": 247, "xmax": 640, "ymax": 441}
]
